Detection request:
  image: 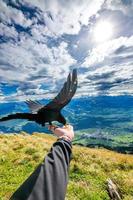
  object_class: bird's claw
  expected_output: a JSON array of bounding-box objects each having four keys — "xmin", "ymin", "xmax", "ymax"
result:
[
  {"xmin": 64, "ymin": 123, "xmax": 69, "ymax": 129},
  {"xmin": 48, "ymin": 124, "xmax": 57, "ymax": 130}
]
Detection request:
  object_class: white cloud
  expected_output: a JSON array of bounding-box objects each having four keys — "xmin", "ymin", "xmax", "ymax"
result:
[
  {"xmin": 88, "ymin": 63, "xmax": 133, "ymax": 94},
  {"xmin": 0, "ymin": 35, "xmax": 76, "ymax": 102},
  {"xmin": 23, "ymin": 0, "xmax": 46, "ymax": 11},
  {"xmin": 105, "ymin": 0, "xmax": 133, "ymax": 16},
  {"xmin": 0, "ymin": 39, "xmax": 75, "ymax": 80},
  {"xmin": 24, "ymin": 0, "xmax": 104, "ymax": 35},
  {"xmin": 0, "ymin": 23, "xmax": 18, "ymax": 39},
  {"xmin": 0, "ymin": 0, "xmax": 32, "ymax": 27},
  {"xmin": 31, "ymin": 24, "xmax": 56, "ymax": 41},
  {"xmin": 79, "ymin": 35, "xmax": 133, "ymax": 96},
  {"xmin": 0, "ymin": 0, "xmax": 133, "ymax": 101},
  {"xmin": 0, "ymin": 89, "xmax": 5, "ymax": 102},
  {"xmin": 83, "ymin": 36, "xmax": 133, "ymax": 66}
]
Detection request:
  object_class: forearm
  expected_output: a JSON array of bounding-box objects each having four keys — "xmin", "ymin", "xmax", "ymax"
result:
[
  {"xmin": 43, "ymin": 138, "xmax": 72, "ymax": 200},
  {"xmin": 10, "ymin": 138, "xmax": 72, "ymax": 200}
]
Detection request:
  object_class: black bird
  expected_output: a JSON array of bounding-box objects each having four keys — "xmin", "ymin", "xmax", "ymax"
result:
[{"xmin": 0, "ymin": 69, "xmax": 77, "ymax": 126}]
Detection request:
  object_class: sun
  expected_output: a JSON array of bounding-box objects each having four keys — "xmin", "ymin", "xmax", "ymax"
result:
[{"xmin": 93, "ymin": 20, "xmax": 113, "ymax": 43}]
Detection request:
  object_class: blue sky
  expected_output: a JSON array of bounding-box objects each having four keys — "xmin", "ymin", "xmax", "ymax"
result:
[{"xmin": 0, "ymin": 0, "xmax": 133, "ymax": 102}]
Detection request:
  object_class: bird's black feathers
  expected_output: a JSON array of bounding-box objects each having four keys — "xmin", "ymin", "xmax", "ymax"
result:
[
  {"xmin": 26, "ymin": 100, "xmax": 43, "ymax": 113},
  {"xmin": 0, "ymin": 69, "xmax": 77, "ymax": 126},
  {"xmin": 0, "ymin": 113, "xmax": 35, "ymax": 122},
  {"xmin": 44, "ymin": 68, "xmax": 77, "ymax": 110}
]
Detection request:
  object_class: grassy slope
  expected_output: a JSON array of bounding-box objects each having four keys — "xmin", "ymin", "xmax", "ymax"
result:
[{"xmin": 0, "ymin": 133, "xmax": 133, "ymax": 200}]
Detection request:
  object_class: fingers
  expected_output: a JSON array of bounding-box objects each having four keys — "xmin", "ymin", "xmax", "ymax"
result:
[
  {"xmin": 48, "ymin": 125, "xmax": 58, "ymax": 132},
  {"xmin": 48, "ymin": 124, "xmax": 74, "ymax": 136},
  {"xmin": 48, "ymin": 124, "xmax": 73, "ymax": 130},
  {"xmin": 48, "ymin": 124, "xmax": 74, "ymax": 141},
  {"xmin": 63, "ymin": 124, "xmax": 73, "ymax": 131}
]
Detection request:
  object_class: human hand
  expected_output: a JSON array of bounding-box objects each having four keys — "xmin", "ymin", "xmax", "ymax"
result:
[{"xmin": 48, "ymin": 124, "xmax": 74, "ymax": 142}]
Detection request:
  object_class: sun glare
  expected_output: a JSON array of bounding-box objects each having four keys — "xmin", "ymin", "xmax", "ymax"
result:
[{"xmin": 93, "ymin": 21, "xmax": 113, "ymax": 43}]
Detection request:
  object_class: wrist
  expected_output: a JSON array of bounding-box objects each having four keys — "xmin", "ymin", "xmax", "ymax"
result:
[
  {"xmin": 57, "ymin": 137, "xmax": 72, "ymax": 147},
  {"xmin": 59, "ymin": 135, "xmax": 72, "ymax": 142}
]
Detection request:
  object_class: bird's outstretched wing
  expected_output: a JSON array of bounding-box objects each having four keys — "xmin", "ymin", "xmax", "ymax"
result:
[
  {"xmin": 44, "ymin": 69, "xmax": 77, "ymax": 110},
  {"xmin": 0, "ymin": 113, "xmax": 35, "ymax": 122},
  {"xmin": 25, "ymin": 100, "xmax": 43, "ymax": 113}
]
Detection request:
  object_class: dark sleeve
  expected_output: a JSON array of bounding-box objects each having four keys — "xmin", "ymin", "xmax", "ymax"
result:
[{"xmin": 10, "ymin": 138, "xmax": 72, "ymax": 200}]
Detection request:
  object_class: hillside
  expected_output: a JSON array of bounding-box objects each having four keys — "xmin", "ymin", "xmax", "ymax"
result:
[
  {"xmin": 0, "ymin": 133, "xmax": 133, "ymax": 200},
  {"xmin": 73, "ymin": 130, "xmax": 133, "ymax": 154}
]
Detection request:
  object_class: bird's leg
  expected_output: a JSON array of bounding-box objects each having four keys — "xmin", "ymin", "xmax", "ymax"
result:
[
  {"xmin": 49, "ymin": 121, "xmax": 52, "ymax": 125},
  {"xmin": 58, "ymin": 113, "xmax": 67, "ymax": 126}
]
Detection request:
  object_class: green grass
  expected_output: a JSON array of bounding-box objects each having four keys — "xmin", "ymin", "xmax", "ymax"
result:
[
  {"xmin": 73, "ymin": 130, "xmax": 133, "ymax": 154},
  {"xmin": 114, "ymin": 133, "xmax": 133, "ymax": 143},
  {"xmin": 0, "ymin": 133, "xmax": 133, "ymax": 200}
]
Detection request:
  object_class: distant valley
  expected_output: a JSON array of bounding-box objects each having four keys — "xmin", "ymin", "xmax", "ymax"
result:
[{"xmin": 0, "ymin": 96, "xmax": 133, "ymax": 153}]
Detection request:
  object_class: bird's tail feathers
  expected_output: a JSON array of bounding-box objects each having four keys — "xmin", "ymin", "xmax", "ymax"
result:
[{"xmin": 0, "ymin": 113, "xmax": 35, "ymax": 122}]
